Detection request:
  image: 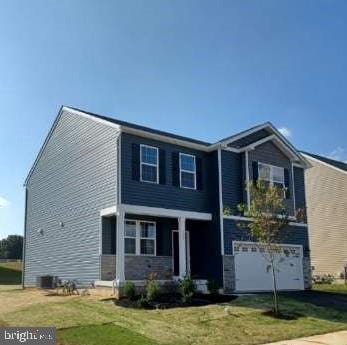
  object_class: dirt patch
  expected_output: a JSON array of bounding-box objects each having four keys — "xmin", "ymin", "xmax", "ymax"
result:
[{"xmin": 0, "ymin": 288, "xmax": 86, "ymax": 316}]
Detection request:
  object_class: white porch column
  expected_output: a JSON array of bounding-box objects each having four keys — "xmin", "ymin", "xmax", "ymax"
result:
[
  {"xmin": 178, "ymin": 217, "xmax": 187, "ymax": 278},
  {"xmin": 115, "ymin": 209, "xmax": 125, "ymax": 283}
]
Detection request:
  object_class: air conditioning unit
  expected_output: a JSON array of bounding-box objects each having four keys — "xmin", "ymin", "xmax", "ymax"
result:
[{"xmin": 36, "ymin": 275, "xmax": 58, "ymax": 288}]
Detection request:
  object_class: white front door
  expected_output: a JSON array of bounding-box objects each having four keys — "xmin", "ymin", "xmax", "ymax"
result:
[
  {"xmin": 172, "ymin": 230, "xmax": 190, "ymax": 278},
  {"xmin": 234, "ymin": 241, "xmax": 304, "ymax": 292}
]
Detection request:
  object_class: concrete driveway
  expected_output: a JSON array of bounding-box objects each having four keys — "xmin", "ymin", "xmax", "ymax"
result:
[{"xmin": 264, "ymin": 330, "xmax": 347, "ymax": 345}]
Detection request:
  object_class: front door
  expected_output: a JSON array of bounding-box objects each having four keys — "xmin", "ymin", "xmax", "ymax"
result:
[{"xmin": 172, "ymin": 230, "xmax": 190, "ymax": 278}]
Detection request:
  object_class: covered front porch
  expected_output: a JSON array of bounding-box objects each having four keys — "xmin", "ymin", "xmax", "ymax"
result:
[{"xmin": 98, "ymin": 204, "xmax": 215, "ymax": 287}]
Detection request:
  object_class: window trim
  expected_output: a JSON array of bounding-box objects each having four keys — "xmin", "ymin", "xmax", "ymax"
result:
[
  {"xmin": 258, "ymin": 162, "xmax": 286, "ymax": 197},
  {"xmin": 179, "ymin": 153, "xmax": 197, "ymax": 190},
  {"xmin": 124, "ymin": 219, "xmax": 157, "ymax": 256},
  {"xmin": 140, "ymin": 144, "xmax": 159, "ymax": 184}
]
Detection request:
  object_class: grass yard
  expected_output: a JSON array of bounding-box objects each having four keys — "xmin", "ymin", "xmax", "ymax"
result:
[
  {"xmin": 0, "ymin": 261, "xmax": 22, "ymax": 285},
  {"xmin": 313, "ymin": 283, "xmax": 347, "ymax": 294},
  {"xmin": 0, "ymin": 288, "xmax": 347, "ymax": 345}
]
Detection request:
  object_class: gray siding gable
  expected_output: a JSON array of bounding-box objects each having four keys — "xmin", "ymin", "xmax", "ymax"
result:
[
  {"xmin": 248, "ymin": 141, "xmax": 295, "ymax": 215},
  {"xmin": 24, "ymin": 111, "xmax": 120, "ymax": 286}
]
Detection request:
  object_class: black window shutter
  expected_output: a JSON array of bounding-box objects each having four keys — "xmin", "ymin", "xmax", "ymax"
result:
[
  {"xmin": 132, "ymin": 143, "xmax": 140, "ymax": 181},
  {"xmin": 252, "ymin": 161, "xmax": 259, "ymax": 185},
  {"xmin": 284, "ymin": 168, "xmax": 290, "ymax": 199},
  {"xmin": 159, "ymin": 149, "xmax": 166, "ymax": 185},
  {"xmin": 172, "ymin": 152, "xmax": 179, "ymax": 187},
  {"xmin": 196, "ymin": 157, "xmax": 203, "ymax": 190}
]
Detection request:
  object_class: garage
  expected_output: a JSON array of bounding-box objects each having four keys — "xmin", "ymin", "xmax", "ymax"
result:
[{"xmin": 233, "ymin": 241, "xmax": 304, "ymax": 292}]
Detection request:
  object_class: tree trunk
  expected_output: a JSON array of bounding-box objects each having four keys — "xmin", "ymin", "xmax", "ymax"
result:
[{"xmin": 271, "ymin": 262, "xmax": 279, "ymax": 316}]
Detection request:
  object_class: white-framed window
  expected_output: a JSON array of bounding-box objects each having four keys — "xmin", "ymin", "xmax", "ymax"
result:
[
  {"xmin": 124, "ymin": 219, "xmax": 156, "ymax": 256},
  {"xmin": 258, "ymin": 162, "xmax": 286, "ymax": 196},
  {"xmin": 179, "ymin": 153, "xmax": 196, "ymax": 189},
  {"xmin": 124, "ymin": 220, "xmax": 137, "ymax": 255},
  {"xmin": 140, "ymin": 144, "xmax": 159, "ymax": 184}
]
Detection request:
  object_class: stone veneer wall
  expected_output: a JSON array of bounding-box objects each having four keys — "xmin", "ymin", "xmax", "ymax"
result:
[
  {"xmin": 100, "ymin": 255, "xmax": 116, "ymax": 281},
  {"xmin": 303, "ymin": 256, "xmax": 312, "ymax": 289},
  {"xmin": 125, "ymin": 256, "xmax": 173, "ymax": 280},
  {"xmin": 222, "ymin": 255, "xmax": 235, "ymax": 293}
]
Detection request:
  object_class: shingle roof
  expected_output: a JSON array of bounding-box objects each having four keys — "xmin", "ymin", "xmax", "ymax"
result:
[
  {"xmin": 302, "ymin": 151, "xmax": 347, "ymax": 172},
  {"xmin": 67, "ymin": 106, "xmax": 211, "ymax": 146}
]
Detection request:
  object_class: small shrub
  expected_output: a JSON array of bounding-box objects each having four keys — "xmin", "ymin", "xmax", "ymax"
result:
[
  {"xmin": 146, "ymin": 279, "xmax": 160, "ymax": 302},
  {"xmin": 124, "ymin": 281, "xmax": 136, "ymax": 300},
  {"xmin": 179, "ymin": 276, "xmax": 195, "ymax": 303},
  {"xmin": 207, "ymin": 279, "xmax": 219, "ymax": 296},
  {"xmin": 137, "ymin": 294, "xmax": 150, "ymax": 309},
  {"xmin": 312, "ymin": 274, "xmax": 335, "ymax": 284}
]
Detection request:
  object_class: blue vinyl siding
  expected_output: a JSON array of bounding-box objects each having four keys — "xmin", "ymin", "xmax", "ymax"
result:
[
  {"xmin": 121, "ymin": 133, "xmax": 215, "ymax": 213},
  {"xmin": 221, "ymin": 150, "xmax": 243, "ymax": 211},
  {"xmin": 223, "ymin": 218, "xmax": 309, "ymax": 256},
  {"xmin": 294, "ymin": 167, "xmax": 306, "ymax": 210}
]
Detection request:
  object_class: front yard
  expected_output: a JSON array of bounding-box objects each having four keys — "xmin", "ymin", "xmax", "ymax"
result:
[{"xmin": 0, "ymin": 286, "xmax": 347, "ymax": 345}]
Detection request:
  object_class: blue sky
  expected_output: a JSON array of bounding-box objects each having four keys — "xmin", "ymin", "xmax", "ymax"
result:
[{"xmin": 0, "ymin": 0, "xmax": 346, "ymax": 238}]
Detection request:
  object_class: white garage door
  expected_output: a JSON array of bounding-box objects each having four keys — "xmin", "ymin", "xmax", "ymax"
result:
[{"xmin": 234, "ymin": 241, "xmax": 304, "ymax": 292}]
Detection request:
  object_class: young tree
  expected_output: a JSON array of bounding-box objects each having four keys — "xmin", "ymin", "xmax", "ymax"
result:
[{"xmin": 236, "ymin": 181, "xmax": 289, "ymax": 316}]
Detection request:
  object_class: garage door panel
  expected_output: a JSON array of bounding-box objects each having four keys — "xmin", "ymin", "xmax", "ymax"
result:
[{"xmin": 234, "ymin": 242, "xmax": 304, "ymax": 292}]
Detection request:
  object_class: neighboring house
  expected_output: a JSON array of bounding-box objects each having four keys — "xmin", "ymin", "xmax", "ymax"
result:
[
  {"xmin": 302, "ymin": 152, "xmax": 347, "ymax": 280},
  {"xmin": 23, "ymin": 106, "xmax": 311, "ymax": 293}
]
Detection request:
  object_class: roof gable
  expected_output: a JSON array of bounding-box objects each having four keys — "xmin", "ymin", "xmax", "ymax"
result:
[
  {"xmin": 25, "ymin": 106, "xmax": 311, "ymax": 185},
  {"xmin": 302, "ymin": 152, "xmax": 347, "ymax": 174}
]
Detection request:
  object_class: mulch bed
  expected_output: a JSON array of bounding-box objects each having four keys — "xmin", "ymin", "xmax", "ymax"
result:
[{"xmin": 111, "ymin": 293, "xmax": 237, "ymax": 309}]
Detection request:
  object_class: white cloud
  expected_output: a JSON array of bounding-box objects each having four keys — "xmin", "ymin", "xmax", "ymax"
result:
[
  {"xmin": 328, "ymin": 147, "xmax": 347, "ymax": 163},
  {"xmin": 278, "ymin": 127, "xmax": 292, "ymax": 138},
  {"xmin": 0, "ymin": 196, "xmax": 10, "ymax": 208}
]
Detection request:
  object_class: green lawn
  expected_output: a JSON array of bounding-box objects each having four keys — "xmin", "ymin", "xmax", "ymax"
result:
[
  {"xmin": 0, "ymin": 261, "xmax": 22, "ymax": 285},
  {"xmin": 313, "ymin": 283, "xmax": 347, "ymax": 294},
  {"xmin": 0, "ymin": 288, "xmax": 347, "ymax": 345}
]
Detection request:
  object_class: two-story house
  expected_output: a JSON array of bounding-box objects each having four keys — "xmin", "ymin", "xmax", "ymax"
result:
[{"xmin": 23, "ymin": 106, "xmax": 311, "ymax": 293}]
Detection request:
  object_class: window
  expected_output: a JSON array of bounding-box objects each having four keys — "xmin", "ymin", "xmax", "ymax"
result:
[
  {"xmin": 124, "ymin": 220, "xmax": 136, "ymax": 254},
  {"xmin": 124, "ymin": 220, "xmax": 156, "ymax": 256},
  {"xmin": 140, "ymin": 144, "xmax": 159, "ymax": 183},
  {"xmin": 258, "ymin": 163, "xmax": 285, "ymax": 196},
  {"xmin": 179, "ymin": 153, "xmax": 196, "ymax": 189},
  {"xmin": 140, "ymin": 222, "xmax": 156, "ymax": 255}
]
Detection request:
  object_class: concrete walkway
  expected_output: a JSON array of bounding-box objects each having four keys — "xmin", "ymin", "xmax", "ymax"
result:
[{"xmin": 264, "ymin": 330, "xmax": 347, "ymax": 345}]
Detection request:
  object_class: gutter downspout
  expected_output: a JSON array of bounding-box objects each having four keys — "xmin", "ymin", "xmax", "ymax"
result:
[
  {"xmin": 217, "ymin": 147, "xmax": 224, "ymax": 256},
  {"xmin": 22, "ymin": 186, "xmax": 28, "ymax": 289}
]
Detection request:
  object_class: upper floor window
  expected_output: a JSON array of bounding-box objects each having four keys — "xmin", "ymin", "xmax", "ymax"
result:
[
  {"xmin": 179, "ymin": 153, "xmax": 196, "ymax": 189},
  {"xmin": 140, "ymin": 144, "xmax": 159, "ymax": 184},
  {"xmin": 258, "ymin": 162, "xmax": 285, "ymax": 195},
  {"xmin": 124, "ymin": 219, "xmax": 156, "ymax": 256}
]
